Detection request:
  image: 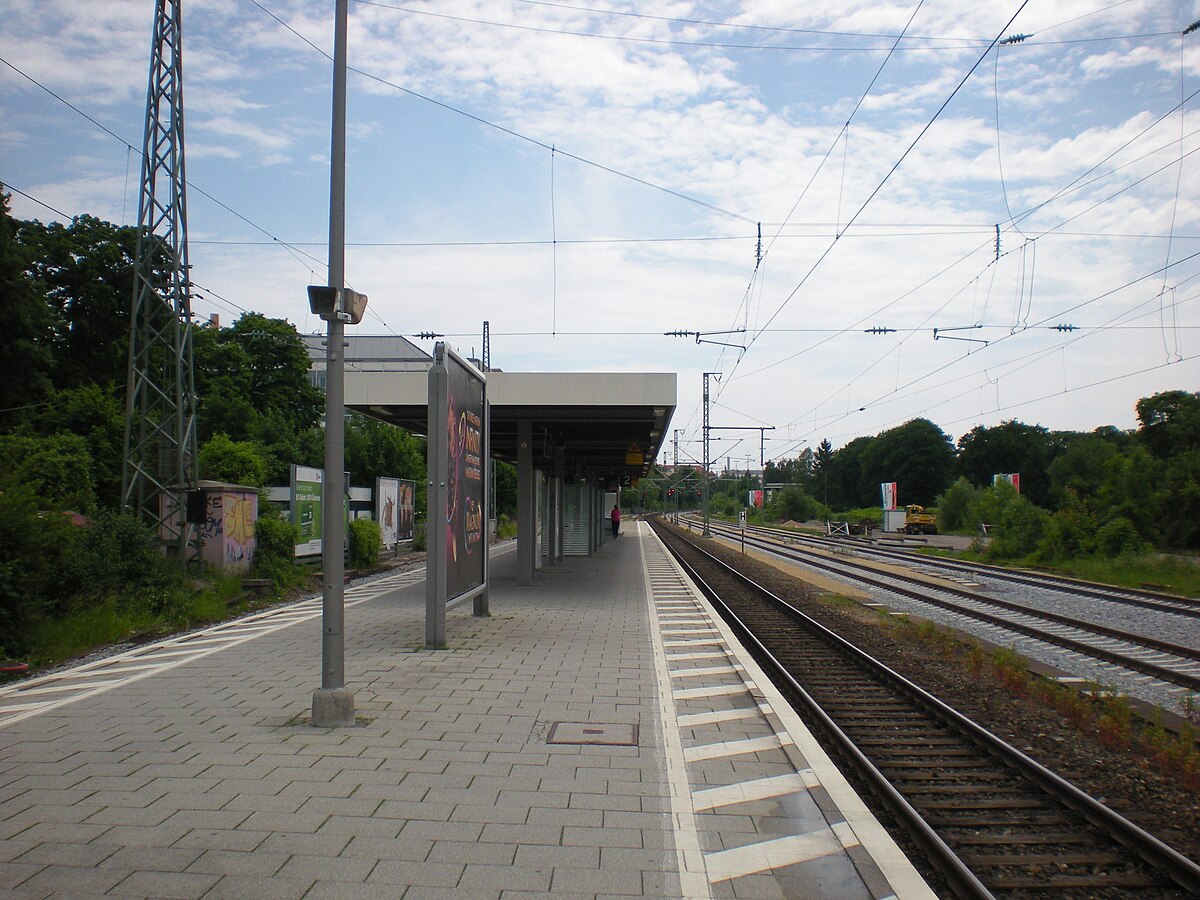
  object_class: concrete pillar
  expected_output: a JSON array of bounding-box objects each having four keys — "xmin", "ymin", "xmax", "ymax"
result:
[
  {"xmin": 517, "ymin": 419, "xmax": 534, "ymax": 586},
  {"xmin": 553, "ymin": 446, "xmax": 565, "ymax": 563},
  {"xmin": 585, "ymin": 479, "xmax": 594, "ymax": 556}
]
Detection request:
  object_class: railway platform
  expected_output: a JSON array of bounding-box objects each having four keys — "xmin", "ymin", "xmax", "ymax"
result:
[{"xmin": 0, "ymin": 522, "xmax": 932, "ymax": 899}]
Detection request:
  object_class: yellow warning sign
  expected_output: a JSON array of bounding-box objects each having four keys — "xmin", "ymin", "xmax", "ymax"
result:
[{"xmin": 625, "ymin": 441, "xmax": 643, "ymax": 466}]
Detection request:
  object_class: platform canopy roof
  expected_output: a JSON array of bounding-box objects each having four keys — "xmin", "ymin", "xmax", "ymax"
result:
[{"xmin": 326, "ymin": 340, "xmax": 676, "ymax": 479}]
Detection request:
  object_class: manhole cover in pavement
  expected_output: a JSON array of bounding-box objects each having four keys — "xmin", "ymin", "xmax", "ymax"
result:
[{"xmin": 546, "ymin": 722, "xmax": 639, "ymax": 746}]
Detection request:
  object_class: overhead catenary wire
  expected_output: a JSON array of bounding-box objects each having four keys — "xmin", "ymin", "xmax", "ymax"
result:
[
  {"xmin": 709, "ymin": 0, "xmax": 928, "ymax": 398},
  {"xmin": 768, "ymin": 250, "xmax": 1200, "ymax": 459},
  {"xmin": 356, "ymin": 0, "xmax": 1177, "ymax": 54},
  {"xmin": 716, "ymin": 20, "xmax": 1200, "ymax": 433},
  {"xmin": 718, "ymin": 0, "xmax": 1032, "ymax": 401},
  {"xmin": 9, "ymin": 2, "xmax": 1195, "ymax": 454},
  {"xmin": 735, "ymin": 99, "xmax": 1200, "ymax": 422},
  {"xmin": 249, "ymin": 0, "xmax": 756, "ymax": 225}
]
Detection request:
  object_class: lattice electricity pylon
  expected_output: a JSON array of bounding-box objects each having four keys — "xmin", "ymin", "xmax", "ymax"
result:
[{"xmin": 121, "ymin": 0, "xmax": 199, "ymax": 560}]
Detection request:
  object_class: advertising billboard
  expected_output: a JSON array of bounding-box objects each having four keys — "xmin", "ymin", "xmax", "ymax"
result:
[
  {"xmin": 377, "ymin": 477, "xmax": 399, "ymax": 547},
  {"xmin": 292, "ymin": 465, "xmax": 323, "ymax": 556},
  {"xmin": 444, "ymin": 348, "xmax": 486, "ymax": 599},
  {"xmin": 426, "ymin": 343, "xmax": 489, "ymax": 647},
  {"xmin": 397, "ymin": 479, "xmax": 415, "ymax": 542}
]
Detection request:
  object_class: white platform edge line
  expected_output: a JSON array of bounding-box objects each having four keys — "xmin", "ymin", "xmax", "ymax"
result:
[
  {"xmin": 704, "ymin": 829, "xmax": 849, "ymax": 883},
  {"xmin": 692, "ymin": 770, "xmax": 820, "ymax": 811},
  {"xmin": 684, "ymin": 733, "xmax": 787, "ymax": 762},
  {"xmin": 638, "ymin": 521, "xmax": 713, "ymax": 900},
  {"xmin": 660, "ymin": 527, "xmax": 938, "ymax": 899}
]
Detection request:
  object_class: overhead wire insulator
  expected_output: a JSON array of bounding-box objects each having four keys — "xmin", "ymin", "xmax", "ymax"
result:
[
  {"xmin": 1000, "ymin": 33, "xmax": 1031, "ymax": 44},
  {"xmin": 864, "ymin": 326, "xmax": 896, "ymax": 334},
  {"xmin": 1184, "ymin": 20, "xmax": 1200, "ymax": 35},
  {"xmin": 1051, "ymin": 324, "xmax": 1078, "ymax": 332},
  {"xmin": 415, "ymin": 331, "xmax": 443, "ymax": 339}
]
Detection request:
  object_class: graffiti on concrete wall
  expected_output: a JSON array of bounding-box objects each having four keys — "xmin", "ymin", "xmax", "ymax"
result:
[{"xmin": 197, "ymin": 489, "xmax": 258, "ymax": 570}]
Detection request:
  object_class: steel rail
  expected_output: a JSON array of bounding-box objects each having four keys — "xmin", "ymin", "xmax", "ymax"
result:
[
  {"xmin": 657, "ymin": 520, "xmax": 1200, "ymax": 896},
  {"xmin": 659, "ymin": 532, "xmax": 994, "ymax": 898},
  {"xmin": 702, "ymin": 520, "xmax": 1200, "ymax": 691},
  {"xmin": 744, "ymin": 520, "xmax": 1200, "ymax": 618}
]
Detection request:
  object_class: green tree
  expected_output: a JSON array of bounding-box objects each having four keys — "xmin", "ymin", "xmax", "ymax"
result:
[
  {"xmin": 344, "ymin": 413, "xmax": 426, "ymax": 518},
  {"xmin": 812, "ymin": 439, "xmax": 834, "ymax": 506},
  {"xmin": 1158, "ymin": 450, "xmax": 1200, "ymax": 549},
  {"xmin": 17, "ymin": 213, "xmax": 139, "ymax": 391},
  {"xmin": 199, "ymin": 433, "xmax": 268, "ymax": 488},
  {"xmin": 1095, "ymin": 446, "xmax": 1163, "ymax": 545},
  {"xmin": 829, "ymin": 435, "xmax": 875, "ymax": 509},
  {"xmin": 764, "ymin": 450, "xmax": 813, "ymax": 493},
  {"xmin": 193, "ymin": 313, "xmax": 325, "ymax": 484},
  {"xmin": 1048, "ymin": 431, "xmax": 1123, "ymax": 510},
  {"xmin": 860, "ymin": 418, "xmax": 955, "ymax": 507},
  {"xmin": 935, "ymin": 476, "xmax": 980, "ymax": 532},
  {"xmin": 0, "ymin": 431, "xmax": 96, "ymax": 511},
  {"xmin": 956, "ymin": 420, "xmax": 1054, "ymax": 506},
  {"xmin": 0, "ymin": 192, "xmax": 55, "ymax": 418},
  {"xmin": 493, "ymin": 461, "xmax": 516, "ymax": 518},
  {"xmin": 24, "ymin": 384, "xmax": 125, "ymax": 508},
  {"xmin": 1136, "ymin": 390, "xmax": 1200, "ymax": 459},
  {"xmin": 985, "ymin": 491, "xmax": 1049, "ymax": 560},
  {"xmin": 765, "ymin": 486, "xmax": 828, "ymax": 523}
]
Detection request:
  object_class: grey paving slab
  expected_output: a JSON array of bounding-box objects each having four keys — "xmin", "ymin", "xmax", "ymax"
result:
[{"xmin": 0, "ymin": 529, "xmax": 931, "ymax": 899}]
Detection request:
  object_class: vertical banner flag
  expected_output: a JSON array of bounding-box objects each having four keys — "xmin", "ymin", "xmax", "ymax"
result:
[
  {"xmin": 993, "ymin": 473, "xmax": 1021, "ymax": 493},
  {"xmin": 880, "ymin": 482, "xmax": 898, "ymax": 510}
]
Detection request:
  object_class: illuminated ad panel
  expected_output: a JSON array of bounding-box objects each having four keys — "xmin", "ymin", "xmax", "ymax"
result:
[
  {"xmin": 426, "ymin": 343, "xmax": 489, "ymax": 646},
  {"xmin": 444, "ymin": 348, "xmax": 486, "ymax": 600}
]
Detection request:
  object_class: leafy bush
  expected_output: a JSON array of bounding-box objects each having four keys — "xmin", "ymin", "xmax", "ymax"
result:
[
  {"xmin": 832, "ymin": 507, "xmax": 883, "ymax": 526},
  {"xmin": 69, "ymin": 509, "xmax": 177, "ymax": 605},
  {"xmin": 935, "ymin": 477, "xmax": 979, "ymax": 532},
  {"xmin": 199, "ymin": 433, "xmax": 267, "ymax": 487},
  {"xmin": 412, "ymin": 520, "xmax": 427, "ymax": 551},
  {"xmin": 496, "ymin": 514, "xmax": 517, "ymax": 540},
  {"xmin": 348, "ymin": 518, "xmax": 381, "ymax": 568},
  {"xmin": 0, "ymin": 431, "xmax": 96, "ymax": 511},
  {"xmin": 1035, "ymin": 505, "xmax": 1099, "ymax": 562},
  {"xmin": 765, "ymin": 487, "xmax": 829, "ymax": 523},
  {"xmin": 1093, "ymin": 516, "xmax": 1149, "ymax": 558},
  {"xmin": 985, "ymin": 492, "xmax": 1048, "ymax": 560},
  {"xmin": 0, "ymin": 484, "xmax": 82, "ymax": 652},
  {"xmin": 252, "ymin": 514, "xmax": 298, "ymax": 587}
]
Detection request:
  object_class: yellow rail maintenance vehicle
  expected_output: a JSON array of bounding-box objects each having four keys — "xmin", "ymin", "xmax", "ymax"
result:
[{"xmin": 903, "ymin": 504, "xmax": 938, "ymax": 535}]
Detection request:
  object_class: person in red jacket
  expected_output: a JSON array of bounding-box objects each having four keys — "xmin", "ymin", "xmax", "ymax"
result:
[{"xmin": 610, "ymin": 504, "xmax": 621, "ymax": 538}]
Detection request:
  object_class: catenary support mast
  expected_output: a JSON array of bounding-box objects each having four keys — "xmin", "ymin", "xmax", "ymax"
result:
[{"xmin": 122, "ymin": 0, "xmax": 198, "ymax": 559}]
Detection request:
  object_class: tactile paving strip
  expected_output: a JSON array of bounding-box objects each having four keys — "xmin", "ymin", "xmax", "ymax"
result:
[{"xmin": 639, "ymin": 522, "xmax": 933, "ymax": 900}]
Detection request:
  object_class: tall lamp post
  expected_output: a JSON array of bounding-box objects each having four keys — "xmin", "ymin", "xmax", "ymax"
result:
[{"xmin": 310, "ymin": 0, "xmax": 367, "ymax": 728}]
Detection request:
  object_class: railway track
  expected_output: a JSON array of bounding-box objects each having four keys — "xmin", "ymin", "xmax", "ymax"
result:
[
  {"xmin": 691, "ymin": 518, "xmax": 1200, "ymax": 698},
  {"xmin": 652, "ymin": 518, "xmax": 1200, "ymax": 898},
  {"xmin": 736, "ymin": 519, "xmax": 1200, "ymax": 621}
]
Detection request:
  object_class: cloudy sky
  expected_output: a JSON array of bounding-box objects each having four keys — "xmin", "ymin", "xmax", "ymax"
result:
[{"xmin": 4, "ymin": 0, "xmax": 1199, "ymax": 467}]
